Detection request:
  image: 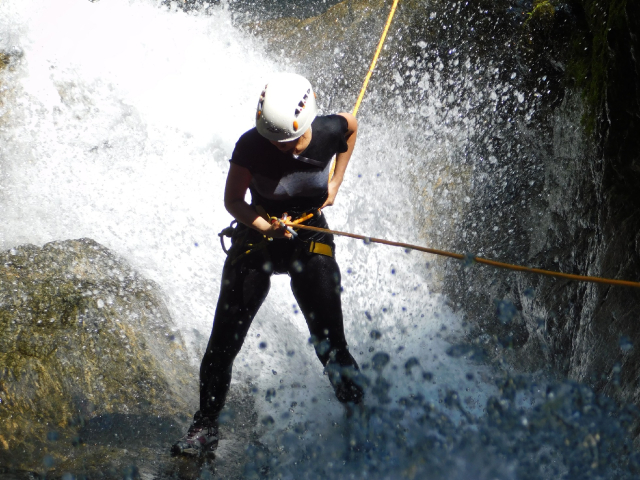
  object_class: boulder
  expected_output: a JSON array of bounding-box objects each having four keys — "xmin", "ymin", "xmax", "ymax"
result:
[{"xmin": 0, "ymin": 238, "xmax": 196, "ymax": 473}]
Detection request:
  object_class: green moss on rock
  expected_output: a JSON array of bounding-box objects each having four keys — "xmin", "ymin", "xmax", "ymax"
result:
[{"xmin": 0, "ymin": 239, "xmax": 196, "ymax": 473}]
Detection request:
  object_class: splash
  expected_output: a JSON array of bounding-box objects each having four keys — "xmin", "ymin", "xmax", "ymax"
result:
[{"xmin": 1, "ymin": 1, "xmax": 638, "ymax": 478}]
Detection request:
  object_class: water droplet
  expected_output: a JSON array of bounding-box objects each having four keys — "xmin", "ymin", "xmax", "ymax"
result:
[
  {"xmin": 371, "ymin": 352, "xmax": 390, "ymax": 372},
  {"xmin": 404, "ymin": 357, "xmax": 420, "ymax": 374},
  {"xmin": 494, "ymin": 299, "xmax": 517, "ymax": 324},
  {"xmin": 619, "ymin": 336, "xmax": 633, "ymax": 352},
  {"xmin": 463, "ymin": 252, "xmax": 475, "ymax": 268},
  {"xmin": 265, "ymin": 388, "xmax": 276, "ymax": 402}
]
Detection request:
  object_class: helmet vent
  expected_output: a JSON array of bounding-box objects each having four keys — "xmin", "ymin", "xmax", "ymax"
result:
[{"xmin": 257, "ymin": 89, "xmax": 266, "ymax": 114}]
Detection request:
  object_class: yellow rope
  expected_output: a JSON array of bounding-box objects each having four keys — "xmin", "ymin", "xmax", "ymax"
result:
[
  {"xmin": 329, "ymin": 0, "xmax": 400, "ymax": 182},
  {"xmin": 352, "ymin": 0, "xmax": 400, "ymax": 117},
  {"xmin": 285, "ymin": 222, "xmax": 640, "ymax": 289}
]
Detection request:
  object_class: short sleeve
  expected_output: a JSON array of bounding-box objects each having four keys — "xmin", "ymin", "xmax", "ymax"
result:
[
  {"xmin": 229, "ymin": 131, "xmax": 255, "ymax": 170},
  {"xmin": 324, "ymin": 115, "xmax": 349, "ymax": 154},
  {"xmin": 314, "ymin": 115, "xmax": 349, "ymax": 155}
]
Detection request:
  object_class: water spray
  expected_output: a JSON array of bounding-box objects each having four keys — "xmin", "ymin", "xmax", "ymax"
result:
[{"xmin": 324, "ymin": 0, "xmax": 640, "ymax": 290}]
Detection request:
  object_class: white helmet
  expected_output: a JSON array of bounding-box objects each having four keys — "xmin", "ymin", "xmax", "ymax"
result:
[{"xmin": 256, "ymin": 73, "xmax": 318, "ymax": 142}]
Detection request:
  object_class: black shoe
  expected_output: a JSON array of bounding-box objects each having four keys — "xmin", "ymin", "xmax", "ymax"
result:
[{"xmin": 171, "ymin": 412, "xmax": 219, "ymax": 456}]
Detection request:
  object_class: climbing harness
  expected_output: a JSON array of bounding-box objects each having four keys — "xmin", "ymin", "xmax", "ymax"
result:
[
  {"xmin": 218, "ymin": 220, "xmax": 237, "ymax": 254},
  {"xmin": 218, "ymin": 220, "xmax": 270, "ymax": 265},
  {"xmin": 218, "ymin": 209, "xmax": 334, "ymax": 265}
]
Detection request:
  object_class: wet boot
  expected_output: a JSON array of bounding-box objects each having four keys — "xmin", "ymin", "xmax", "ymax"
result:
[{"xmin": 171, "ymin": 411, "xmax": 219, "ymax": 457}]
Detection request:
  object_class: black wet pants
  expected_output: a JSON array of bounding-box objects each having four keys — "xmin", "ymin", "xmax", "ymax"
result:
[{"xmin": 199, "ymin": 228, "xmax": 364, "ymax": 418}]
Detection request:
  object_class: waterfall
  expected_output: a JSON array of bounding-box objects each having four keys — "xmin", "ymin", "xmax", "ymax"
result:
[{"xmin": 1, "ymin": 1, "xmax": 638, "ymax": 478}]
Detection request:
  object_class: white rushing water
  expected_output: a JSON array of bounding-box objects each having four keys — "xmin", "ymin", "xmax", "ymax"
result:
[{"xmin": 0, "ymin": 0, "xmax": 498, "ymax": 469}]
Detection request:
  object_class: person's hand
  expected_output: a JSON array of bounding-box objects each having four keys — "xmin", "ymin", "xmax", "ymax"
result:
[
  {"xmin": 263, "ymin": 216, "xmax": 293, "ymax": 239},
  {"xmin": 321, "ymin": 181, "xmax": 339, "ymax": 209}
]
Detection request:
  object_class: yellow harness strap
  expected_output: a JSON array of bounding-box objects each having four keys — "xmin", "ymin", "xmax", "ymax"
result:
[
  {"xmin": 254, "ymin": 206, "xmax": 333, "ymax": 257},
  {"xmin": 308, "ymin": 240, "xmax": 333, "ymax": 258},
  {"xmin": 292, "ymin": 211, "xmax": 333, "ymax": 257}
]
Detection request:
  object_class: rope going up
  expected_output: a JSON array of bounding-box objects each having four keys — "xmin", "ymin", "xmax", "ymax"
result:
[
  {"xmin": 329, "ymin": 0, "xmax": 400, "ymax": 182},
  {"xmin": 352, "ymin": 0, "xmax": 400, "ymax": 117},
  {"xmin": 285, "ymin": 222, "xmax": 640, "ymax": 289}
]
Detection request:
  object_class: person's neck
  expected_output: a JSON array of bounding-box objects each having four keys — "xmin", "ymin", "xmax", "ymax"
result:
[{"xmin": 293, "ymin": 127, "xmax": 312, "ymax": 155}]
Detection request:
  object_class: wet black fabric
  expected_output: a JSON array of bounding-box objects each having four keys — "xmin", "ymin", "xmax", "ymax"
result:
[
  {"xmin": 199, "ymin": 217, "xmax": 364, "ymax": 418},
  {"xmin": 230, "ymin": 115, "xmax": 349, "ymax": 213}
]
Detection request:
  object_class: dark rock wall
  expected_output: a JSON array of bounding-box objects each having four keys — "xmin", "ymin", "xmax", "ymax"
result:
[{"xmin": 444, "ymin": 0, "xmax": 640, "ymax": 409}]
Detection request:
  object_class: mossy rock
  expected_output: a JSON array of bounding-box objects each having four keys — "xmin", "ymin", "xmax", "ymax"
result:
[{"xmin": 0, "ymin": 239, "xmax": 196, "ymax": 473}]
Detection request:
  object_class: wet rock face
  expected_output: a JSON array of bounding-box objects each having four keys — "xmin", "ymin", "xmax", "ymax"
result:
[
  {"xmin": 443, "ymin": 0, "xmax": 640, "ymax": 395},
  {"xmin": 0, "ymin": 239, "xmax": 196, "ymax": 471}
]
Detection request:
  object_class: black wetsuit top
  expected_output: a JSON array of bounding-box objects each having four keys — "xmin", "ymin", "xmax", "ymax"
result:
[{"xmin": 230, "ymin": 114, "xmax": 349, "ymax": 216}]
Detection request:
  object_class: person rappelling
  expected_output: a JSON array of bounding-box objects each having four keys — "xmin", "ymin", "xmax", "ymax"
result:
[{"xmin": 172, "ymin": 72, "xmax": 365, "ymax": 456}]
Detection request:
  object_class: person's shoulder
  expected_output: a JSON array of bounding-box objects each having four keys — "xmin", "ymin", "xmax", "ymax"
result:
[
  {"xmin": 313, "ymin": 114, "xmax": 348, "ymax": 135},
  {"xmin": 235, "ymin": 127, "xmax": 272, "ymax": 154},
  {"xmin": 236, "ymin": 127, "xmax": 266, "ymax": 147},
  {"xmin": 308, "ymin": 115, "xmax": 349, "ymax": 155},
  {"xmin": 231, "ymin": 127, "xmax": 269, "ymax": 168}
]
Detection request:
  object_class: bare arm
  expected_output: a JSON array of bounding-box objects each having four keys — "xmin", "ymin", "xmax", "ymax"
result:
[
  {"xmin": 224, "ymin": 163, "xmax": 290, "ymax": 238},
  {"xmin": 322, "ymin": 112, "xmax": 358, "ymax": 209}
]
